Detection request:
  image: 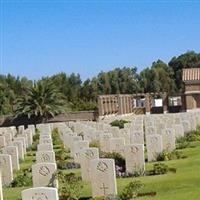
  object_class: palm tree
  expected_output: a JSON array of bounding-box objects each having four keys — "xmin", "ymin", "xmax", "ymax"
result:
[{"xmin": 15, "ymin": 79, "xmax": 66, "ymax": 122}]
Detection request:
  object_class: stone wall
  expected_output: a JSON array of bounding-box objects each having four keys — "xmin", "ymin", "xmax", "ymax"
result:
[{"xmin": 0, "ymin": 111, "xmax": 98, "ymax": 127}]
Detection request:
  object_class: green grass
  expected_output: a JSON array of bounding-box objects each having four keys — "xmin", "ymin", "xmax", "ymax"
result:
[{"xmin": 3, "ymin": 140, "xmax": 200, "ymax": 200}]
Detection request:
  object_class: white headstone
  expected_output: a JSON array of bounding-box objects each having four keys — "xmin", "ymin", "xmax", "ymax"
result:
[
  {"xmin": 100, "ymin": 134, "xmax": 112, "ymax": 152},
  {"xmin": 21, "ymin": 187, "xmax": 59, "ymax": 200},
  {"xmin": 15, "ymin": 137, "xmax": 27, "ymax": 154},
  {"xmin": 32, "ymin": 163, "xmax": 58, "ymax": 188},
  {"xmin": 109, "ymin": 137, "xmax": 125, "ymax": 156},
  {"xmin": 36, "ymin": 151, "xmax": 56, "ymax": 163},
  {"xmin": 0, "ymin": 154, "xmax": 13, "ymax": 186},
  {"xmin": 162, "ymin": 128, "xmax": 176, "ymax": 151},
  {"xmin": 0, "ymin": 136, "xmax": 6, "ymax": 149},
  {"xmin": 72, "ymin": 140, "xmax": 89, "ymax": 163},
  {"xmin": 37, "ymin": 144, "xmax": 53, "ymax": 152},
  {"xmin": 125, "ymin": 144, "xmax": 145, "ymax": 174},
  {"xmin": 146, "ymin": 134, "xmax": 163, "ymax": 161},
  {"xmin": 0, "ymin": 171, "xmax": 3, "ymax": 200},
  {"xmin": 13, "ymin": 140, "xmax": 24, "ymax": 160},
  {"xmin": 90, "ymin": 158, "xmax": 117, "ymax": 198},
  {"xmin": 3, "ymin": 146, "xmax": 20, "ymax": 170},
  {"xmin": 80, "ymin": 148, "xmax": 99, "ymax": 182}
]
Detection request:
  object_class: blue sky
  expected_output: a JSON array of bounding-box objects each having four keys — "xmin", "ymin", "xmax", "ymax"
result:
[{"xmin": 1, "ymin": 0, "xmax": 200, "ymax": 80}]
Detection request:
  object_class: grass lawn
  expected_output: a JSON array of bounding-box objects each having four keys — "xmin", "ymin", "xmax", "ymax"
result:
[{"xmin": 3, "ymin": 139, "xmax": 200, "ymax": 200}]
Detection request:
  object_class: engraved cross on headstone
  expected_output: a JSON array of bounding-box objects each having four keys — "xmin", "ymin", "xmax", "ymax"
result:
[{"xmin": 100, "ymin": 183, "xmax": 109, "ymax": 196}]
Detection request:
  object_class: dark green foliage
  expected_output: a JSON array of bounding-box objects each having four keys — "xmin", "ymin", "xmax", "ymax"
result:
[
  {"xmin": 157, "ymin": 150, "xmax": 186, "ymax": 161},
  {"xmin": 89, "ymin": 140, "xmax": 100, "ymax": 149},
  {"xmin": 102, "ymin": 152, "xmax": 125, "ymax": 169},
  {"xmin": 11, "ymin": 168, "xmax": 32, "ymax": 187},
  {"xmin": 110, "ymin": 120, "xmax": 130, "ymax": 129},
  {"xmin": 169, "ymin": 51, "xmax": 200, "ymax": 92},
  {"xmin": 119, "ymin": 180, "xmax": 144, "ymax": 200},
  {"xmin": 15, "ymin": 80, "xmax": 66, "ymax": 121},
  {"xmin": 139, "ymin": 60, "xmax": 176, "ymax": 93},
  {"xmin": 1, "ymin": 51, "xmax": 200, "ymax": 116},
  {"xmin": 148, "ymin": 163, "xmax": 169, "ymax": 175},
  {"xmin": 176, "ymin": 126, "xmax": 200, "ymax": 146},
  {"xmin": 28, "ymin": 133, "xmax": 40, "ymax": 151},
  {"xmin": 58, "ymin": 172, "xmax": 83, "ymax": 200}
]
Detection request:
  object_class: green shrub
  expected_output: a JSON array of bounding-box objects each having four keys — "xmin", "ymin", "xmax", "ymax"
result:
[
  {"xmin": 102, "ymin": 152, "xmax": 125, "ymax": 169},
  {"xmin": 11, "ymin": 168, "xmax": 32, "ymax": 187},
  {"xmin": 176, "ymin": 126, "xmax": 200, "ymax": 145},
  {"xmin": 157, "ymin": 150, "xmax": 186, "ymax": 161},
  {"xmin": 152, "ymin": 163, "xmax": 169, "ymax": 175},
  {"xmin": 52, "ymin": 128, "xmax": 62, "ymax": 146},
  {"xmin": 110, "ymin": 120, "xmax": 130, "ymax": 129},
  {"xmin": 33, "ymin": 133, "xmax": 40, "ymax": 142},
  {"xmin": 58, "ymin": 172, "xmax": 83, "ymax": 200},
  {"xmin": 56, "ymin": 149, "xmax": 71, "ymax": 169},
  {"xmin": 89, "ymin": 140, "xmax": 100, "ymax": 149},
  {"xmin": 119, "ymin": 180, "xmax": 144, "ymax": 200}
]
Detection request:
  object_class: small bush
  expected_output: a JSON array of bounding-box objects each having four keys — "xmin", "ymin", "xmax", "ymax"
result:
[
  {"xmin": 119, "ymin": 180, "xmax": 144, "ymax": 200},
  {"xmin": 52, "ymin": 128, "xmax": 62, "ymax": 145},
  {"xmin": 110, "ymin": 120, "xmax": 130, "ymax": 129},
  {"xmin": 176, "ymin": 126, "xmax": 200, "ymax": 145},
  {"xmin": 102, "ymin": 152, "xmax": 125, "ymax": 170},
  {"xmin": 157, "ymin": 150, "xmax": 186, "ymax": 161},
  {"xmin": 11, "ymin": 168, "xmax": 32, "ymax": 187},
  {"xmin": 89, "ymin": 140, "xmax": 100, "ymax": 149},
  {"xmin": 58, "ymin": 172, "xmax": 83, "ymax": 200},
  {"xmin": 150, "ymin": 163, "xmax": 169, "ymax": 175}
]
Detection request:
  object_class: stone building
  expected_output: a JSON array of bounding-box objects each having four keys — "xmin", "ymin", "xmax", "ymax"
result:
[{"xmin": 182, "ymin": 68, "xmax": 200, "ymax": 111}]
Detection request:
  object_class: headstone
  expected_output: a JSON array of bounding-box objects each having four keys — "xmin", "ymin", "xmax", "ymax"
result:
[
  {"xmin": 37, "ymin": 144, "xmax": 53, "ymax": 151},
  {"xmin": 39, "ymin": 138, "xmax": 52, "ymax": 144},
  {"xmin": 13, "ymin": 140, "xmax": 24, "ymax": 160},
  {"xmin": 109, "ymin": 137, "xmax": 125, "ymax": 156},
  {"xmin": 0, "ymin": 154, "xmax": 13, "ymax": 186},
  {"xmin": 62, "ymin": 132, "xmax": 76, "ymax": 149},
  {"xmin": 28, "ymin": 124, "xmax": 35, "ymax": 135},
  {"xmin": 69, "ymin": 136, "xmax": 82, "ymax": 151},
  {"xmin": 3, "ymin": 146, "xmax": 20, "ymax": 170},
  {"xmin": 72, "ymin": 140, "xmax": 89, "ymax": 163},
  {"xmin": 32, "ymin": 163, "xmax": 58, "ymax": 188},
  {"xmin": 130, "ymin": 131, "xmax": 144, "ymax": 144},
  {"xmin": 36, "ymin": 151, "xmax": 56, "ymax": 163},
  {"xmin": 21, "ymin": 187, "xmax": 59, "ymax": 200},
  {"xmin": 19, "ymin": 134, "xmax": 29, "ymax": 148},
  {"xmin": 162, "ymin": 129, "xmax": 176, "ymax": 151},
  {"xmin": 15, "ymin": 137, "xmax": 27, "ymax": 154},
  {"xmin": 90, "ymin": 158, "xmax": 117, "ymax": 198},
  {"xmin": 80, "ymin": 148, "xmax": 99, "ymax": 182},
  {"xmin": 146, "ymin": 134, "xmax": 163, "ymax": 161},
  {"xmin": 0, "ymin": 171, "xmax": 3, "ymax": 200},
  {"xmin": 0, "ymin": 136, "xmax": 6, "ymax": 149},
  {"xmin": 4, "ymin": 132, "xmax": 12, "ymax": 146},
  {"xmin": 100, "ymin": 134, "xmax": 112, "ymax": 152},
  {"xmin": 174, "ymin": 124, "xmax": 184, "ymax": 138},
  {"xmin": 23, "ymin": 129, "xmax": 33, "ymax": 147},
  {"xmin": 18, "ymin": 125, "xmax": 24, "ymax": 134},
  {"xmin": 125, "ymin": 144, "xmax": 145, "ymax": 174}
]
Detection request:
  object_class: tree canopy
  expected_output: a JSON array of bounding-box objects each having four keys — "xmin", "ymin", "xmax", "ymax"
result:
[{"xmin": 1, "ymin": 51, "xmax": 200, "ymax": 119}]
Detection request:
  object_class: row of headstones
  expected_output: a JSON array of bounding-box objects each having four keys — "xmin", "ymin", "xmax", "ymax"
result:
[
  {"xmin": 0, "ymin": 123, "xmax": 60, "ymax": 200},
  {"xmin": 56, "ymin": 123, "xmax": 144, "ymax": 197},
  {"xmin": 69, "ymin": 111, "xmax": 200, "ymax": 161},
  {"xmin": 57, "ymin": 125, "xmax": 116, "ymax": 198},
  {"xmin": 60, "ymin": 112, "xmax": 200, "ymax": 197},
  {"xmin": 0, "ymin": 125, "xmax": 35, "ymax": 200},
  {"xmin": 26, "ymin": 111, "xmax": 200, "ymax": 199},
  {"xmin": 21, "ymin": 123, "xmax": 59, "ymax": 200}
]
